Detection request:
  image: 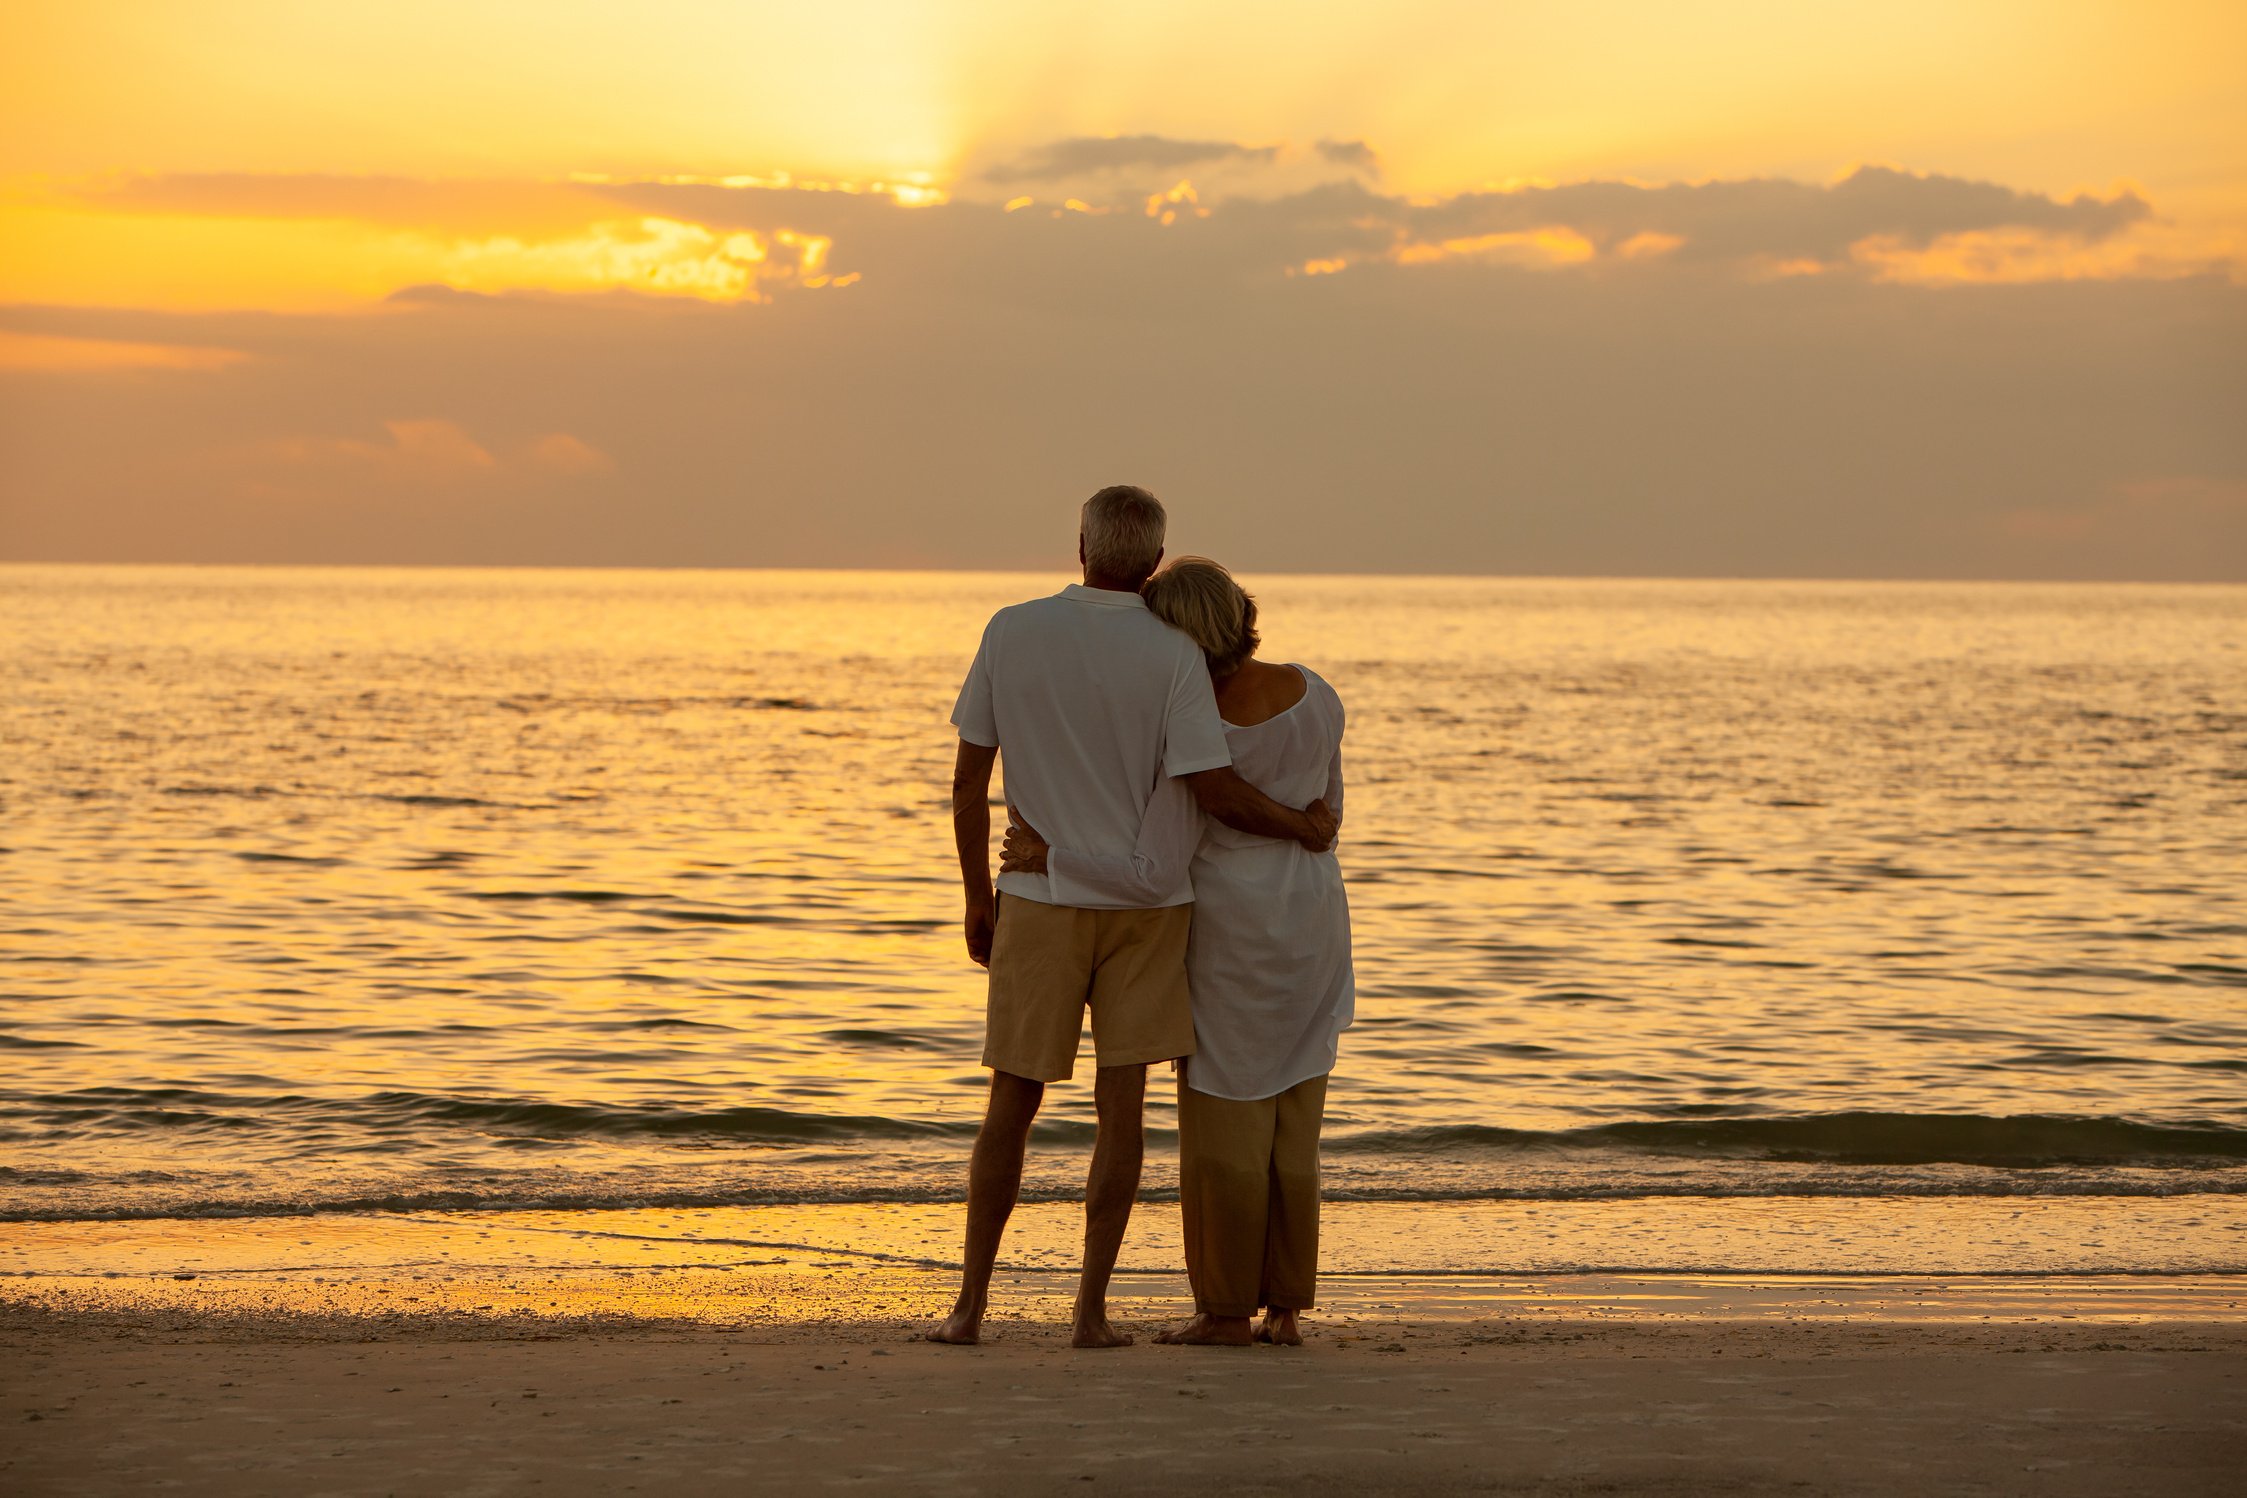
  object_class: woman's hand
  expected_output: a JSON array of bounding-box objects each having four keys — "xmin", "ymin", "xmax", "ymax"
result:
[{"xmin": 1000, "ymin": 817, "xmax": 1050, "ymax": 875}]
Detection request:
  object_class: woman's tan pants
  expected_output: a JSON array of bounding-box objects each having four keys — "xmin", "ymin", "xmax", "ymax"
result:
[{"xmin": 1176, "ymin": 1072, "xmax": 1328, "ymax": 1317}]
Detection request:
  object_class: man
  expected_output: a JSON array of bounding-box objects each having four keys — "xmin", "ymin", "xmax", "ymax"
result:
[{"xmin": 929, "ymin": 484, "xmax": 1337, "ymax": 1349}]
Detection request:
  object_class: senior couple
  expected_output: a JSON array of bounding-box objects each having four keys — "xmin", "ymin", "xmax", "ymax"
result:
[{"xmin": 929, "ymin": 485, "xmax": 1354, "ymax": 1350}]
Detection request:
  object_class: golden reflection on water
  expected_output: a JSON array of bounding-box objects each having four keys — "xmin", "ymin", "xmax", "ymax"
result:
[{"xmin": 1, "ymin": 566, "xmax": 2243, "ymax": 1222}]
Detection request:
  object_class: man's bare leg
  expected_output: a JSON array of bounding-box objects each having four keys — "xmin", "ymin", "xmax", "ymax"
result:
[
  {"xmin": 926, "ymin": 1070, "xmax": 1044, "ymax": 1345},
  {"xmin": 1072, "ymin": 1063, "xmax": 1145, "ymax": 1349}
]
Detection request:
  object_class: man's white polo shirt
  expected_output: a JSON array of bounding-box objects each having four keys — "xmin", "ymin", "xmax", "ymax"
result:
[{"xmin": 952, "ymin": 583, "xmax": 1230, "ymax": 909}]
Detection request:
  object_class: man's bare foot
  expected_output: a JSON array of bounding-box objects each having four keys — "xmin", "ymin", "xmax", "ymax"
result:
[
  {"xmin": 925, "ymin": 1300, "xmax": 984, "ymax": 1345},
  {"xmin": 1071, "ymin": 1317, "xmax": 1134, "ymax": 1349},
  {"xmin": 1254, "ymin": 1309, "xmax": 1303, "ymax": 1346},
  {"xmin": 1155, "ymin": 1313, "xmax": 1253, "ymax": 1346}
]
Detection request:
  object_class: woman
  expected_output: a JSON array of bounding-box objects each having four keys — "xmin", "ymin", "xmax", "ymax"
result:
[{"xmin": 1002, "ymin": 557, "xmax": 1353, "ymax": 1347}]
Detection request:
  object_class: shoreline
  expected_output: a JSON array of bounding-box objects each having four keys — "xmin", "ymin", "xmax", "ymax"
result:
[
  {"xmin": 10, "ymin": 1269, "xmax": 2246, "ymax": 1340},
  {"xmin": 9, "ymin": 1195, "xmax": 2245, "ymax": 1280},
  {"xmin": 8, "ymin": 1195, "xmax": 2244, "ymax": 1340},
  {"xmin": 8, "ymin": 1211, "xmax": 2244, "ymax": 1336}
]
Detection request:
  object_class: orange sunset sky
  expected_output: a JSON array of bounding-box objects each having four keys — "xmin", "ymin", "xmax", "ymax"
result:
[{"xmin": 2, "ymin": 1, "xmax": 2243, "ymax": 578}]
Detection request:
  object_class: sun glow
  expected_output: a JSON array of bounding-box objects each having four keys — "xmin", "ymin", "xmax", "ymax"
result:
[
  {"xmin": 1849, "ymin": 224, "xmax": 2239, "ymax": 285},
  {"xmin": 1144, "ymin": 180, "xmax": 1208, "ymax": 227},
  {"xmin": 0, "ymin": 191, "xmax": 859, "ymax": 309},
  {"xmin": 3, "ymin": 0, "xmax": 2240, "ymax": 312},
  {"xmin": 435, "ymin": 218, "xmax": 777, "ymax": 301},
  {"xmin": 567, "ymin": 170, "xmax": 947, "ymax": 207},
  {"xmin": 1615, "ymin": 231, "xmax": 1685, "ymax": 260},
  {"xmin": 1392, "ymin": 228, "xmax": 1599, "ymax": 269}
]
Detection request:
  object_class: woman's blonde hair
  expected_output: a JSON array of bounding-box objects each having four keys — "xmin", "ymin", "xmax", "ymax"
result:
[{"xmin": 1143, "ymin": 557, "xmax": 1258, "ymax": 678}]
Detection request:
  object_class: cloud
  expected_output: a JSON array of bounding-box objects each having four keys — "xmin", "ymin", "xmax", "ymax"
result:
[
  {"xmin": 0, "ymin": 330, "xmax": 248, "ymax": 372},
  {"xmin": 525, "ymin": 432, "xmax": 615, "ymax": 475},
  {"xmin": 24, "ymin": 158, "xmax": 2195, "ymax": 314},
  {"xmin": 2, "ymin": 152, "xmax": 2239, "ymax": 580},
  {"xmin": 1398, "ymin": 166, "xmax": 2151, "ymax": 271},
  {"xmin": 250, "ymin": 419, "xmax": 499, "ymax": 481},
  {"xmin": 1827, "ymin": 165, "xmax": 2147, "ymax": 243},
  {"xmin": 429, "ymin": 216, "xmax": 838, "ymax": 301},
  {"xmin": 229, "ymin": 420, "xmax": 612, "ymax": 488},
  {"xmin": 981, "ymin": 135, "xmax": 1278, "ymax": 183},
  {"xmin": 1849, "ymin": 225, "xmax": 2223, "ymax": 286},
  {"xmin": 28, "ymin": 176, "xmax": 878, "ymax": 305},
  {"xmin": 1314, "ymin": 139, "xmax": 1380, "ymax": 174},
  {"xmin": 5, "ymin": 246, "xmax": 2240, "ymax": 579},
  {"xmin": 1999, "ymin": 476, "xmax": 2247, "ymax": 543},
  {"xmin": 1964, "ymin": 475, "xmax": 2247, "ymax": 581},
  {"xmin": 501, "ymin": 162, "xmax": 2184, "ymax": 297},
  {"xmin": 72, "ymin": 161, "xmax": 2145, "ymax": 273}
]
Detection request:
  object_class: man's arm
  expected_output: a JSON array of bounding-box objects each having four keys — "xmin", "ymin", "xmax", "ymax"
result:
[
  {"xmin": 953, "ymin": 739, "xmax": 1000, "ymax": 966},
  {"xmin": 1183, "ymin": 765, "xmax": 1337, "ymax": 851},
  {"xmin": 1005, "ymin": 771, "xmax": 1198, "ymax": 905}
]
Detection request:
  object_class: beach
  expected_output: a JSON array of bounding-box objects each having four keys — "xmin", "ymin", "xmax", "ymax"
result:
[
  {"xmin": 6, "ymin": 1205, "xmax": 2246, "ymax": 1494},
  {"xmin": 8, "ymin": 1254, "xmax": 2243, "ymax": 1496}
]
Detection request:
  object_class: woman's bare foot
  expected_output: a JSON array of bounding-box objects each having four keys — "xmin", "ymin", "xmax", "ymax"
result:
[
  {"xmin": 1155, "ymin": 1314, "xmax": 1254, "ymax": 1346},
  {"xmin": 1254, "ymin": 1309, "xmax": 1303, "ymax": 1346},
  {"xmin": 1071, "ymin": 1316, "xmax": 1134, "ymax": 1349},
  {"xmin": 925, "ymin": 1296, "xmax": 984, "ymax": 1345}
]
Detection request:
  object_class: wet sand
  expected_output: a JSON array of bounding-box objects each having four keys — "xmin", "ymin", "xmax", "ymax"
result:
[
  {"xmin": 5, "ymin": 1306, "xmax": 2243, "ymax": 1496},
  {"xmin": 6, "ymin": 1252, "xmax": 2244, "ymax": 1496}
]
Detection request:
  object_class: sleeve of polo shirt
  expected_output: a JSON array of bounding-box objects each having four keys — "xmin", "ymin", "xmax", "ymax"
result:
[
  {"xmin": 1161, "ymin": 642, "xmax": 1231, "ymax": 778},
  {"xmin": 950, "ymin": 618, "xmax": 1001, "ymax": 748}
]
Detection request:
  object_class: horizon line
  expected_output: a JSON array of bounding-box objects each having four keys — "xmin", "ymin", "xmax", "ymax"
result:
[{"xmin": 1, "ymin": 558, "xmax": 2243, "ymax": 589}]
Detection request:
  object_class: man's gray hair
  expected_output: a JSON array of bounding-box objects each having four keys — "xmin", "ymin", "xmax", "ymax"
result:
[{"xmin": 1080, "ymin": 485, "xmax": 1167, "ymax": 580}]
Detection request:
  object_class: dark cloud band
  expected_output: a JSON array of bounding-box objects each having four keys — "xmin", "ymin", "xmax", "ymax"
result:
[{"xmin": 980, "ymin": 135, "xmax": 1280, "ymax": 182}]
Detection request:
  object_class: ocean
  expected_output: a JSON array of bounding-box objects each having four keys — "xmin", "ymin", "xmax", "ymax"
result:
[{"xmin": 3, "ymin": 565, "xmax": 2243, "ymax": 1266}]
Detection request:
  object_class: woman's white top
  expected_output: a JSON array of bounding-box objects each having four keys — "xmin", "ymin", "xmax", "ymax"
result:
[{"xmin": 1049, "ymin": 664, "xmax": 1354, "ymax": 1101}]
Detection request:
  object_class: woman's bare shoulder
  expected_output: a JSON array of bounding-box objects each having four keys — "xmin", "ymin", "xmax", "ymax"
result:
[{"xmin": 1218, "ymin": 660, "xmax": 1309, "ymax": 726}]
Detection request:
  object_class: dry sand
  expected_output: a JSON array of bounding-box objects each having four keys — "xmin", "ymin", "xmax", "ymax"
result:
[{"xmin": 5, "ymin": 1264, "xmax": 2243, "ymax": 1497}]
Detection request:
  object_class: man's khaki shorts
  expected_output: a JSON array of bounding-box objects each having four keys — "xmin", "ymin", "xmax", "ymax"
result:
[{"xmin": 982, "ymin": 895, "xmax": 1196, "ymax": 1082}]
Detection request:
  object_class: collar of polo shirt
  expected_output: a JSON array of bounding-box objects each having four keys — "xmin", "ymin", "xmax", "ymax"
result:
[{"xmin": 1062, "ymin": 583, "xmax": 1149, "ymax": 608}]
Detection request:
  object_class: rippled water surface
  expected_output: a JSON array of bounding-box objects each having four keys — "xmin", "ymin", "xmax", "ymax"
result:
[{"xmin": 3, "ymin": 565, "xmax": 2243, "ymax": 1221}]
